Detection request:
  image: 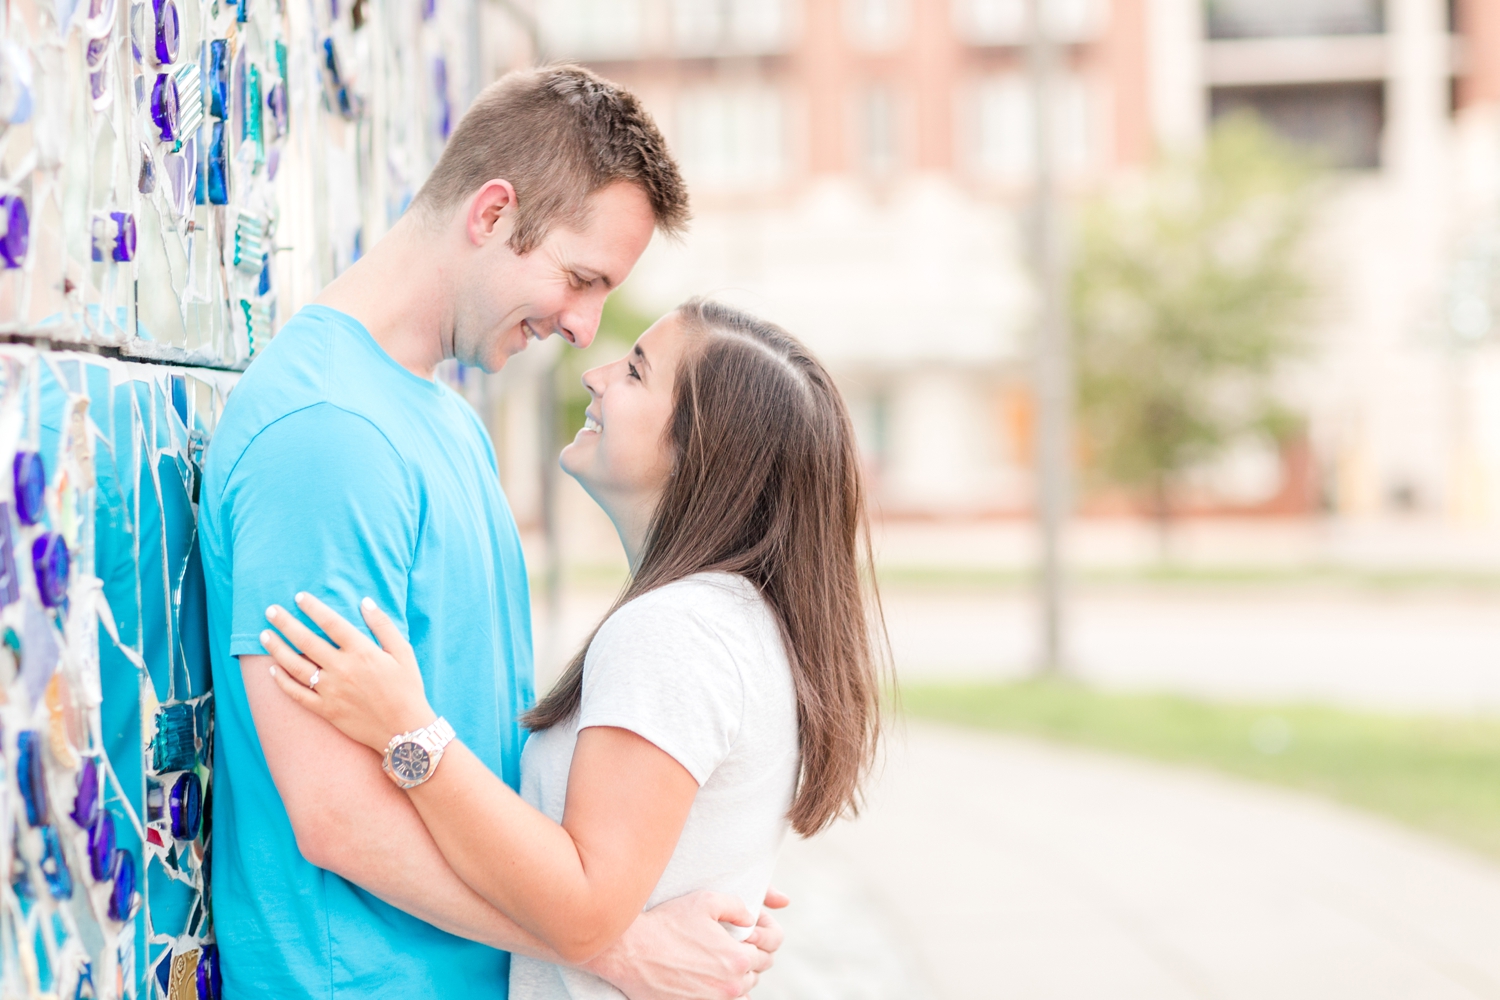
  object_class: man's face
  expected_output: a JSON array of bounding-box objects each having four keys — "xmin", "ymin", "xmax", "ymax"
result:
[{"xmin": 452, "ymin": 181, "xmax": 657, "ymax": 373}]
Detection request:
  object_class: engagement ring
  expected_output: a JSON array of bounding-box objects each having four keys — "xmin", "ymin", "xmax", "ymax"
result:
[{"xmin": 308, "ymin": 668, "xmax": 320, "ymax": 691}]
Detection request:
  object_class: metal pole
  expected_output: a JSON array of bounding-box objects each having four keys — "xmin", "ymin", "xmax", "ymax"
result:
[{"xmin": 1028, "ymin": 0, "xmax": 1072, "ymax": 674}]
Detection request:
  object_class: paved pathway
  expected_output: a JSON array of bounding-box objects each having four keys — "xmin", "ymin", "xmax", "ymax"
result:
[
  {"xmin": 882, "ymin": 586, "xmax": 1500, "ymax": 712},
  {"xmin": 756, "ymin": 723, "xmax": 1500, "ymax": 1000}
]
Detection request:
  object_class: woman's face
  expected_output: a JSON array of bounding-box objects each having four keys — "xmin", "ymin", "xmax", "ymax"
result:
[{"xmin": 560, "ymin": 312, "xmax": 689, "ymax": 509}]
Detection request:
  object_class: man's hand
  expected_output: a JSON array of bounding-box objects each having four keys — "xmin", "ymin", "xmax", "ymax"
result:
[
  {"xmin": 744, "ymin": 887, "xmax": 789, "ymax": 955},
  {"xmin": 586, "ymin": 890, "xmax": 780, "ymax": 1000}
]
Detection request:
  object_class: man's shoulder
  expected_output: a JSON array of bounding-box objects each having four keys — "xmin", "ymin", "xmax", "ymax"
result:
[{"xmin": 206, "ymin": 312, "xmax": 406, "ymax": 481}]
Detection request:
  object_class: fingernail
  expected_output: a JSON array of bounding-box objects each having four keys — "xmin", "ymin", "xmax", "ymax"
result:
[
  {"xmin": 268, "ymin": 665, "xmax": 276, "ymax": 676},
  {"xmin": 260, "ymin": 630, "xmax": 274, "ymax": 646},
  {"xmin": 361, "ymin": 597, "xmax": 375, "ymax": 611},
  {"xmin": 295, "ymin": 592, "xmax": 309, "ymax": 603},
  {"xmin": 266, "ymin": 605, "xmax": 278, "ymax": 619}
]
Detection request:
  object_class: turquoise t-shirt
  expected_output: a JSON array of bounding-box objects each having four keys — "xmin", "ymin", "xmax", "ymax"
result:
[{"xmin": 198, "ymin": 305, "xmax": 534, "ymax": 998}]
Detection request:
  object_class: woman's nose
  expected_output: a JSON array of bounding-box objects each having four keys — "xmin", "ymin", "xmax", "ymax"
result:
[{"xmin": 580, "ymin": 367, "xmax": 605, "ymax": 399}]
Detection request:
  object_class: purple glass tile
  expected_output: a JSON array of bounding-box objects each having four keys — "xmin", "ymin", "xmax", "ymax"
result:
[
  {"xmin": 88, "ymin": 811, "xmax": 116, "ymax": 880},
  {"xmin": 73, "ymin": 757, "xmax": 100, "ymax": 829},
  {"xmin": 151, "ymin": 72, "xmax": 179, "ymax": 142},
  {"xmin": 89, "ymin": 64, "xmax": 109, "ymax": 106},
  {"xmin": 107, "ymin": 848, "xmax": 136, "ymax": 921},
  {"xmin": 85, "ymin": 36, "xmax": 110, "ymax": 70},
  {"xmin": 0, "ymin": 195, "xmax": 25, "ymax": 269},
  {"xmin": 32, "ymin": 533, "xmax": 69, "ymax": 608},
  {"xmin": 153, "ymin": 0, "xmax": 179, "ymax": 64},
  {"xmin": 267, "ymin": 82, "xmax": 287, "ymax": 138},
  {"xmin": 169, "ymin": 772, "xmax": 201, "ymax": 839},
  {"xmin": 195, "ymin": 945, "xmax": 221, "ymax": 1000},
  {"xmin": 0, "ymin": 506, "xmax": 18, "ymax": 608},
  {"xmin": 111, "ymin": 212, "xmax": 136, "ymax": 261},
  {"xmin": 13, "ymin": 452, "xmax": 44, "ymax": 524}
]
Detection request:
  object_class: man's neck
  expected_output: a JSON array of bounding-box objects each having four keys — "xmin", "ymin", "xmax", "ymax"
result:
[{"xmin": 314, "ymin": 214, "xmax": 452, "ymax": 380}]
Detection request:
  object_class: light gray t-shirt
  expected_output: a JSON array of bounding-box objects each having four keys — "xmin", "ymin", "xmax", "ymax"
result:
[{"xmin": 509, "ymin": 572, "xmax": 799, "ymax": 1000}]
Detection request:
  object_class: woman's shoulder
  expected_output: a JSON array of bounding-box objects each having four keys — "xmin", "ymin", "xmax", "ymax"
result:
[
  {"xmin": 622, "ymin": 571, "xmax": 758, "ymax": 611},
  {"xmin": 601, "ymin": 573, "xmax": 777, "ymax": 645}
]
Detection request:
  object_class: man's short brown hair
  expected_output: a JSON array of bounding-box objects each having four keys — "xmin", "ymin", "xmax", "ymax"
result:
[{"xmin": 414, "ymin": 65, "xmax": 689, "ymax": 253}]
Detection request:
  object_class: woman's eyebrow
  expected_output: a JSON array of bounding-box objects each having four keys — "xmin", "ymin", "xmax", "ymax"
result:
[{"xmin": 633, "ymin": 344, "xmax": 651, "ymax": 371}]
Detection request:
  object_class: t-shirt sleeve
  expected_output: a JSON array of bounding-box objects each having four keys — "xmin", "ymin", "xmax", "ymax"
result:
[
  {"xmin": 577, "ymin": 589, "xmax": 746, "ymax": 786},
  {"xmin": 224, "ymin": 403, "xmax": 419, "ymax": 658}
]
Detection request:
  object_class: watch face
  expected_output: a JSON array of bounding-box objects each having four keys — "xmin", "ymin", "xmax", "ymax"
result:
[{"xmin": 390, "ymin": 741, "xmax": 431, "ymax": 783}]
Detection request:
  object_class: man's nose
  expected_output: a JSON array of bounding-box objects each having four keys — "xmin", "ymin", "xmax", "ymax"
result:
[{"xmin": 557, "ymin": 296, "xmax": 605, "ymax": 350}]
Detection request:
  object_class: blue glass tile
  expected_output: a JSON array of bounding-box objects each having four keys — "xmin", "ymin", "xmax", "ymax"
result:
[
  {"xmin": 39, "ymin": 826, "xmax": 73, "ymax": 899},
  {"xmin": 207, "ymin": 39, "xmax": 228, "ymax": 119},
  {"xmin": 206, "ymin": 120, "xmax": 228, "ymax": 204},
  {"xmin": 17, "ymin": 730, "xmax": 47, "ymax": 825},
  {"xmin": 151, "ymin": 702, "xmax": 197, "ymax": 773}
]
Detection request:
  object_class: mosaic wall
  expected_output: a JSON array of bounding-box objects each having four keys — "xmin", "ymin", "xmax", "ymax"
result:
[{"xmin": 0, "ymin": 0, "xmax": 478, "ymax": 991}]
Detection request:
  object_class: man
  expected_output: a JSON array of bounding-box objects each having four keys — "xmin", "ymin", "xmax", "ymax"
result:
[{"xmin": 199, "ymin": 66, "xmax": 782, "ymax": 999}]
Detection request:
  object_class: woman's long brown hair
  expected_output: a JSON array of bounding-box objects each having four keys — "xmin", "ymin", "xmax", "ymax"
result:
[{"xmin": 522, "ymin": 298, "xmax": 888, "ymax": 836}]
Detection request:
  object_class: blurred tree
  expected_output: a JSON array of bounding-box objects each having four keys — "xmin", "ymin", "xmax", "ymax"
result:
[{"xmin": 1070, "ymin": 115, "xmax": 1318, "ymax": 545}]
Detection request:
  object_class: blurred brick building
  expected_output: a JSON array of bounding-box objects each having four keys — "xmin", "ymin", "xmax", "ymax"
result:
[{"xmin": 489, "ymin": 0, "xmax": 1500, "ymax": 524}]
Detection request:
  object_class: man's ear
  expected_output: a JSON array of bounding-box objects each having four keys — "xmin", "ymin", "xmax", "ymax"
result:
[{"xmin": 466, "ymin": 179, "xmax": 519, "ymax": 247}]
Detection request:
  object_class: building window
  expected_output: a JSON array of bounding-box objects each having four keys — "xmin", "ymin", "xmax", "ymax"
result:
[
  {"xmin": 674, "ymin": 85, "xmax": 788, "ymax": 190},
  {"xmin": 1210, "ymin": 83, "xmax": 1383, "ymax": 169},
  {"xmin": 954, "ymin": 0, "xmax": 1107, "ymax": 46},
  {"xmin": 971, "ymin": 72, "xmax": 1100, "ymax": 181},
  {"xmin": 538, "ymin": 0, "xmax": 645, "ymax": 59},
  {"xmin": 856, "ymin": 84, "xmax": 900, "ymax": 177},
  {"xmin": 1205, "ymin": 0, "xmax": 1383, "ymax": 39},
  {"xmin": 845, "ymin": 0, "xmax": 907, "ymax": 50},
  {"xmin": 672, "ymin": 0, "xmax": 795, "ymax": 56}
]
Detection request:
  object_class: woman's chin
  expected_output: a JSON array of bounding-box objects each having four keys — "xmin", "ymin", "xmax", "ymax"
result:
[{"xmin": 557, "ymin": 445, "xmax": 589, "ymax": 484}]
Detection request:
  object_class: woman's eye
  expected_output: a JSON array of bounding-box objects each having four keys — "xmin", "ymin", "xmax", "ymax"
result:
[{"xmin": 627, "ymin": 362, "xmax": 641, "ymax": 381}]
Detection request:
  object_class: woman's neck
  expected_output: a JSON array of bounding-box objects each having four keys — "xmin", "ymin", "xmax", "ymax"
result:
[{"xmin": 598, "ymin": 490, "xmax": 658, "ymax": 574}]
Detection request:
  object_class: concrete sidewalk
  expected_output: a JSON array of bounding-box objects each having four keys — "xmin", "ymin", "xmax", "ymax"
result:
[{"xmin": 757, "ymin": 723, "xmax": 1500, "ymax": 1000}]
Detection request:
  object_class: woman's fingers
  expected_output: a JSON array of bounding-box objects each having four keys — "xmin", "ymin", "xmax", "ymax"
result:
[
  {"xmin": 268, "ymin": 661, "xmax": 326, "ymax": 716},
  {"xmin": 260, "ymin": 629, "xmax": 318, "ymax": 686},
  {"xmin": 359, "ymin": 597, "xmax": 412, "ymax": 657},
  {"xmin": 264, "ymin": 604, "xmax": 340, "ymax": 665},
  {"xmin": 294, "ymin": 592, "xmax": 376, "ymax": 652}
]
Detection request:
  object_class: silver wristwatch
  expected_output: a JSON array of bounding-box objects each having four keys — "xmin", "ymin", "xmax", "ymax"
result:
[{"xmin": 381, "ymin": 717, "xmax": 456, "ymax": 789}]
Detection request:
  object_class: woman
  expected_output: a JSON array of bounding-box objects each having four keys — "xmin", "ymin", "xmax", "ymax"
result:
[{"xmin": 259, "ymin": 299, "xmax": 887, "ymax": 998}]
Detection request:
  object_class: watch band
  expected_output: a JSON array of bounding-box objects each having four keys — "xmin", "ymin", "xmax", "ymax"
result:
[{"xmin": 381, "ymin": 717, "xmax": 456, "ymax": 789}]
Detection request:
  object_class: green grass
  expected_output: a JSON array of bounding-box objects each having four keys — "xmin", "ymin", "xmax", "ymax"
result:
[
  {"xmin": 875, "ymin": 564, "xmax": 1500, "ymax": 591},
  {"xmin": 903, "ymin": 680, "xmax": 1500, "ymax": 860}
]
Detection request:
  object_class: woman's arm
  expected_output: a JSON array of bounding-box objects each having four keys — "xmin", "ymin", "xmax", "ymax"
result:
[
  {"xmin": 261, "ymin": 594, "xmax": 701, "ymax": 964},
  {"xmin": 406, "ymin": 726, "xmax": 696, "ymax": 962}
]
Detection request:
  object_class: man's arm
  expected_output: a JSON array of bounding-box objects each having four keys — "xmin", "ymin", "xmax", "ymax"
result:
[
  {"xmin": 240, "ymin": 653, "xmax": 557, "ymax": 957},
  {"xmin": 243, "ymin": 652, "xmax": 782, "ymax": 996}
]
